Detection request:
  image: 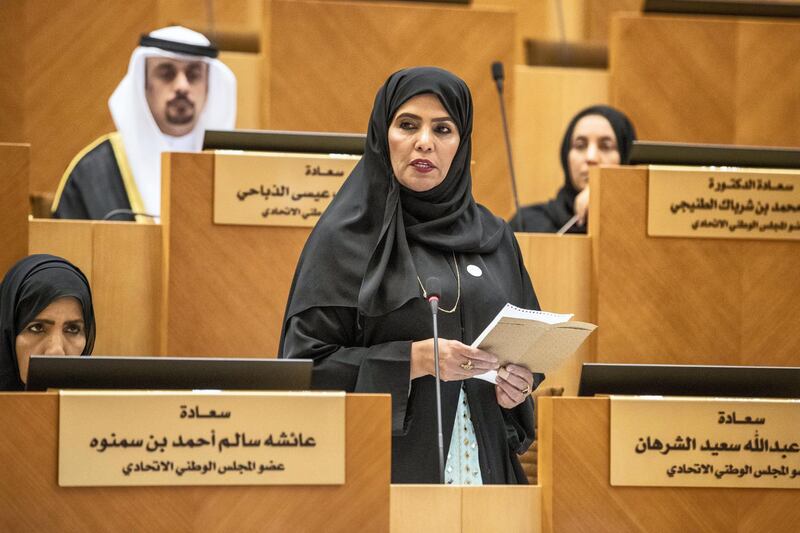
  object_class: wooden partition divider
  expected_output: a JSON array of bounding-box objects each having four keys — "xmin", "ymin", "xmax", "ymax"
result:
[
  {"xmin": 0, "ymin": 143, "xmax": 30, "ymax": 275},
  {"xmin": 265, "ymin": 0, "xmax": 517, "ymax": 218},
  {"xmin": 28, "ymin": 220, "xmax": 162, "ymax": 356},
  {"xmin": 610, "ymin": 12, "xmax": 800, "ymax": 147},
  {"xmin": 0, "ymin": 393, "xmax": 390, "ymax": 532},
  {"xmin": 513, "ymin": 66, "xmax": 609, "ymax": 206},
  {"xmin": 516, "ymin": 233, "xmax": 592, "ymax": 395},
  {"xmin": 590, "ymin": 166, "xmax": 800, "ymax": 365},
  {"xmin": 161, "ymin": 152, "xmax": 311, "ymax": 357},
  {"xmin": 219, "ymin": 52, "xmax": 263, "ymax": 130},
  {"xmin": 538, "ymin": 397, "xmax": 800, "ymax": 532},
  {"xmin": 390, "ymin": 484, "xmax": 541, "ymax": 533}
]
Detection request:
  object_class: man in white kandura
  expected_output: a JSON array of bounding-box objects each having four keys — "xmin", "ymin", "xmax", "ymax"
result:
[{"xmin": 52, "ymin": 26, "xmax": 237, "ymax": 221}]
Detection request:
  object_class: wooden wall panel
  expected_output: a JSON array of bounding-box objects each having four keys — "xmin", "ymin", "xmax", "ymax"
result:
[
  {"xmin": 267, "ymin": 1, "xmax": 517, "ymax": 218},
  {"xmin": 0, "ymin": 393, "xmax": 390, "ymax": 532},
  {"xmin": 0, "ymin": 2, "xmax": 24, "ymax": 143},
  {"xmin": 539, "ymin": 397, "xmax": 800, "ymax": 533},
  {"xmin": 0, "ymin": 144, "xmax": 30, "ymax": 276},
  {"xmin": 735, "ymin": 20, "xmax": 800, "ymax": 147},
  {"xmin": 517, "ymin": 234, "xmax": 592, "ymax": 395},
  {"xmin": 610, "ymin": 13, "xmax": 800, "ymax": 147},
  {"xmin": 162, "ymin": 152, "xmax": 311, "ymax": 357},
  {"xmin": 156, "ymin": 0, "xmax": 263, "ymax": 35},
  {"xmin": 591, "ymin": 166, "xmax": 800, "ymax": 365},
  {"xmin": 584, "ymin": 0, "xmax": 641, "ymax": 42},
  {"xmin": 513, "ymin": 66, "xmax": 608, "ymax": 206}
]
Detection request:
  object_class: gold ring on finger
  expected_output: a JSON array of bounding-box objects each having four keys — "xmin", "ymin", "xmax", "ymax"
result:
[{"xmin": 460, "ymin": 360, "xmax": 474, "ymax": 371}]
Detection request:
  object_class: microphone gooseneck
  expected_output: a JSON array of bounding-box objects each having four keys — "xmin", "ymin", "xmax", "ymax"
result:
[
  {"xmin": 491, "ymin": 61, "xmax": 523, "ymax": 231},
  {"xmin": 101, "ymin": 208, "xmax": 158, "ymax": 221},
  {"xmin": 425, "ymin": 276, "xmax": 446, "ymax": 484}
]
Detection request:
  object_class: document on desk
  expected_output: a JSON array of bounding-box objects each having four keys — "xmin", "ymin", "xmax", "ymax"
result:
[{"xmin": 471, "ymin": 303, "xmax": 597, "ymax": 384}]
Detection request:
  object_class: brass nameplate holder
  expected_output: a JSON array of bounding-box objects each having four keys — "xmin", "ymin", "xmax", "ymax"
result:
[
  {"xmin": 610, "ymin": 397, "xmax": 800, "ymax": 489},
  {"xmin": 59, "ymin": 391, "xmax": 345, "ymax": 487},
  {"xmin": 213, "ymin": 151, "xmax": 359, "ymax": 227},
  {"xmin": 647, "ymin": 165, "xmax": 800, "ymax": 240}
]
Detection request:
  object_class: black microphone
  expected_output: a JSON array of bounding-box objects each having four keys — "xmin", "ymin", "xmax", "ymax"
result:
[
  {"xmin": 491, "ymin": 61, "xmax": 523, "ymax": 231},
  {"xmin": 426, "ymin": 276, "xmax": 441, "ymax": 313},
  {"xmin": 425, "ymin": 276, "xmax": 446, "ymax": 484},
  {"xmin": 491, "ymin": 61, "xmax": 504, "ymax": 93}
]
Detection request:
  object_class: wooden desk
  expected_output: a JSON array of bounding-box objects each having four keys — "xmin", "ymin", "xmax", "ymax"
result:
[
  {"xmin": 391, "ymin": 484, "xmax": 541, "ymax": 533},
  {"xmin": 0, "ymin": 392, "xmax": 390, "ymax": 532},
  {"xmin": 591, "ymin": 166, "xmax": 800, "ymax": 365},
  {"xmin": 538, "ymin": 397, "xmax": 800, "ymax": 532}
]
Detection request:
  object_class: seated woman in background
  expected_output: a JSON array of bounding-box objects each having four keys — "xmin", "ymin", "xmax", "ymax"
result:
[
  {"xmin": 0, "ymin": 255, "xmax": 96, "ymax": 390},
  {"xmin": 513, "ymin": 105, "xmax": 636, "ymax": 234}
]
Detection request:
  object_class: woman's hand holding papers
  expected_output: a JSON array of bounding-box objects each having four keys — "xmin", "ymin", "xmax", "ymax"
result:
[
  {"xmin": 495, "ymin": 364, "xmax": 535, "ymax": 409},
  {"xmin": 410, "ymin": 339, "xmax": 499, "ymax": 381}
]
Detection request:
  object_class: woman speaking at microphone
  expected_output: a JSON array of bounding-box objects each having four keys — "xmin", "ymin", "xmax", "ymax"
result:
[{"xmin": 280, "ymin": 67, "xmax": 541, "ymax": 484}]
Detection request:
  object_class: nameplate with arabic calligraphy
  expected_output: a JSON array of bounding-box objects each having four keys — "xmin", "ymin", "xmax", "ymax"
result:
[
  {"xmin": 213, "ymin": 151, "xmax": 359, "ymax": 227},
  {"xmin": 647, "ymin": 165, "xmax": 800, "ymax": 240},
  {"xmin": 59, "ymin": 391, "xmax": 345, "ymax": 486},
  {"xmin": 610, "ymin": 397, "xmax": 800, "ymax": 488}
]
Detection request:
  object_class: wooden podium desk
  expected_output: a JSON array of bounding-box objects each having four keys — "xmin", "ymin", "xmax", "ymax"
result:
[
  {"xmin": 591, "ymin": 166, "xmax": 800, "ymax": 366},
  {"xmin": 0, "ymin": 393, "xmax": 390, "ymax": 532},
  {"xmin": 538, "ymin": 397, "xmax": 800, "ymax": 533},
  {"xmin": 161, "ymin": 152, "xmax": 312, "ymax": 358},
  {"xmin": 391, "ymin": 484, "xmax": 541, "ymax": 533}
]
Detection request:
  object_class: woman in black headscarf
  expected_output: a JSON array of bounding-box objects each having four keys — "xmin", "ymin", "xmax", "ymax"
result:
[
  {"xmin": 512, "ymin": 105, "xmax": 636, "ymax": 233},
  {"xmin": 0, "ymin": 254, "xmax": 95, "ymax": 390},
  {"xmin": 280, "ymin": 67, "xmax": 541, "ymax": 484}
]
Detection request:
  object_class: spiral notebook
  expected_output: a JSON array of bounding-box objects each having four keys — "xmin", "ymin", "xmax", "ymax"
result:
[{"xmin": 471, "ymin": 303, "xmax": 597, "ymax": 383}]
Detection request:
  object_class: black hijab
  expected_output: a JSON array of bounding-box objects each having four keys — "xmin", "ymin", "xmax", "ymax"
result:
[
  {"xmin": 281, "ymin": 67, "xmax": 505, "ymax": 329},
  {"xmin": 0, "ymin": 254, "xmax": 95, "ymax": 390},
  {"xmin": 518, "ymin": 105, "xmax": 636, "ymax": 232}
]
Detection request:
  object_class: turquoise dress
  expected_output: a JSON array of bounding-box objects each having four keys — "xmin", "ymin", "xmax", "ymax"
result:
[{"xmin": 445, "ymin": 386, "xmax": 483, "ymax": 485}]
